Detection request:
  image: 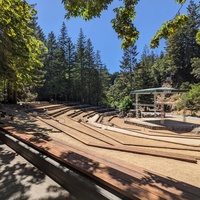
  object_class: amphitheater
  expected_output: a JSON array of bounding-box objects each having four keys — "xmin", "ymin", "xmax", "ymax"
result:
[{"xmin": 0, "ymin": 101, "xmax": 200, "ymax": 200}]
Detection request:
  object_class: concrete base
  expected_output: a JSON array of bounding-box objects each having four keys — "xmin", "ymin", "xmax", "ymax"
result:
[{"xmin": 125, "ymin": 118, "xmax": 198, "ymax": 131}]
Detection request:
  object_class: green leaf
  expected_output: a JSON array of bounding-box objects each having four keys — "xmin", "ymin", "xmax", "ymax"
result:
[{"xmin": 196, "ymin": 30, "xmax": 200, "ymax": 45}]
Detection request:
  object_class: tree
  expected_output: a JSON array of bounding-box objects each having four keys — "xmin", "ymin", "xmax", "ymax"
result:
[
  {"xmin": 191, "ymin": 57, "xmax": 200, "ymax": 80},
  {"xmin": 106, "ymin": 42, "xmax": 138, "ymax": 107},
  {"xmin": 92, "ymin": 51, "xmax": 102, "ymax": 105},
  {"xmin": 85, "ymin": 39, "xmax": 96, "ymax": 104},
  {"xmin": 57, "ymin": 22, "xmax": 76, "ymax": 100},
  {"xmin": 73, "ymin": 28, "xmax": 87, "ymax": 103},
  {"xmin": 65, "ymin": 36, "xmax": 76, "ymax": 101},
  {"xmin": 187, "ymin": 83, "xmax": 200, "ymax": 113},
  {"xmin": 97, "ymin": 64, "xmax": 110, "ymax": 105},
  {"xmin": 109, "ymin": 74, "xmax": 129, "ymax": 103},
  {"xmin": 36, "ymin": 26, "xmax": 111, "ymax": 105},
  {"xmin": 119, "ymin": 95, "xmax": 132, "ymax": 111},
  {"xmin": 119, "ymin": 42, "xmax": 138, "ymax": 92},
  {"xmin": 39, "ymin": 31, "xmax": 58, "ymax": 100},
  {"xmin": 151, "ymin": 52, "xmax": 167, "ymax": 87},
  {"xmin": 0, "ymin": 0, "xmax": 45, "ymax": 102},
  {"xmin": 23, "ymin": 7, "xmax": 47, "ymax": 101},
  {"xmin": 165, "ymin": 0, "xmax": 200, "ymax": 87},
  {"xmin": 61, "ymin": 0, "xmax": 199, "ymax": 49},
  {"xmin": 132, "ymin": 46, "xmax": 156, "ymax": 103}
]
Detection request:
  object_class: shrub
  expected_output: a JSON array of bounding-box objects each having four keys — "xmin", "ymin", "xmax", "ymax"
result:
[
  {"xmin": 187, "ymin": 83, "xmax": 200, "ymax": 111},
  {"xmin": 119, "ymin": 96, "xmax": 132, "ymax": 111}
]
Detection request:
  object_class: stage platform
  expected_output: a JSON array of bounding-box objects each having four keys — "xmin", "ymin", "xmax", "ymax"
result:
[{"xmin": 125, "ymin": 117, "xmax": 199, "ymax": 132}]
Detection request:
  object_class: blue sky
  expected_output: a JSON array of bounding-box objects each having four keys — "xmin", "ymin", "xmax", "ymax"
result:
[{"xmin": 26, "ymin": 0, "xmax": 191, "ymax": 73}]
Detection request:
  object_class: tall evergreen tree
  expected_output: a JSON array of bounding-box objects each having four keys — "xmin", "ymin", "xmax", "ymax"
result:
[
  {"xmin": 107, "ymin": 74, "xmax": 128, "ymax": 107},
  {"xmin": 65, "ymin": 34, "xmax": 76, "ymax": 100},
  {"xmin": 74, "ymin": 28, "xmax": 87, "ymax": 103},
  {"xmin": 93, "ymin": 50, "xmax": 103, "ymax": 105},
  {"xmin": 39, "ymin": 31, "xmax": 58, "ymax": 100},
  {"xmin": 56, "ymin": 22, "xmax": 71, "ymax": 100},
  {"xmin": 98, "ymin": 64, "xmax": 110, "ymax": 105},
  {"xmin": 56, "ymin": 22, "xmax": 76, "ymax": 100},
  {"xmin": 106, "ymin": 42, "xmax": 138, "ymax": 107},
  {"xmin": 165, "ymin": 0, "xmax": 200, "ymax": 87},
  {"xmin": 133, "ymin": 46, "xmax": 156, "ymax": 103},
  {"xmin": 150, "ymin": 52, "xmax": 171, "ymax": 87},
  {"xmin": 133, "ymin": 46, "xmax": 155, "ymax": 89},
  {"xmin": 119, "ymin": 42, "xmax": 138, "ymax": 93},
  {"xmin": 85, "ymin": 39, "xmax": 95, "ymax": 104}
]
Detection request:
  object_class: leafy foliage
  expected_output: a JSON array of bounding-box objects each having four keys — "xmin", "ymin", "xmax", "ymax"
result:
[
  {"xmin": 119, "ymin": 96, "xmax": 132, "ymax": 111},
  {"xmin": 177, "ymin": 83, "xmax": 200, "ymax": 114},
  {"xmin": 150, "ymin": 14, "xmax": 188, "ymax": 48},
  {"xmin": 176, "ymin": 0, "xmax": 186, "ymax": 3},
  {"xmin": 0, "ymin": 0, "xmax": 46, "ymax": 102},
  {"xmin": 61, "ymin": 0, "xmax": 199, "ymax": 49},
  {"xmin": 191, "ymin": 57, "xmax": 200, "ymax": 80},
  {"xmin": 62, "ymin": 0, "xmax": 113, "ymax": 20},
  {"xmin": 196, "ymin": 30, "xmax": 200, "ymax": 44},
  {"xmin": 187, "ymin": 83, "xmax": 200, "ymax": 111},
  {"xmin": 111, "ymin": 0, "xmax": 139, "ymax": 49},
  {"xmin": 165, "ymin": 0, "xmax": 200, "ymax": 87}
]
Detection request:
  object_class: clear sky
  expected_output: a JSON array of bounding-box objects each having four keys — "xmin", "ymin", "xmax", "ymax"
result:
[{"xmin": 26, "ymin": 0, "xmax": 192, "ymax": 73}]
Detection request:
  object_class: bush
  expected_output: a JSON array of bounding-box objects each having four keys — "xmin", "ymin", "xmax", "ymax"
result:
[
  {"xmin": 187, "ymin": 83, "xmax": 200, "ymax": 111},
  {"xmin": 175, "ymin": 94, "xmax": 185, "ymax": 111},
  {"xmin": 119, "ymin": 96, "xmax": 132, "ymax": 111},
  {"xmin": 180, "ymin": 82, "xmax": 191, "ymax": 90}
]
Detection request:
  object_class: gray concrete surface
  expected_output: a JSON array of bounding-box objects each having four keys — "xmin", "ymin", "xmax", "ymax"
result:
[{"xmin": 0, "ymin": 140, "xmax": 74, "ymax": 200}]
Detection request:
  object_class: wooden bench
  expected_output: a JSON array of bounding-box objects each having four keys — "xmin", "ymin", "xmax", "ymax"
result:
[{"xmin": 0, "ymin": 124, "xmax": 200, "ymax": 200}]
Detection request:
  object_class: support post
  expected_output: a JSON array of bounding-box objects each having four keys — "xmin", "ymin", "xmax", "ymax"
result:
[
  {"xmin": 154, "ymin": 93, "xmax": 157, "ymax": 117},
  {"xmin": 161, "ymin": 93, "xmax": 165, "ymax": 125},
  {"xmin": 183, "ymin": 93, "xmax": 187, "ymax": 122},
  {"xmin": 136, "ymin": 94, "xmax": 139, "ymax": 119}
]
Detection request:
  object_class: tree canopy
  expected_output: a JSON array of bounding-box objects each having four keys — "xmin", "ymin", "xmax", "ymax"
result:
[
  {"xmin": 0, "ymin": 0, "xmax": 46, "ymax": 102},
  {"xmin": 62, "ymin": 0, "xmax": 200, "ymax": 49}
]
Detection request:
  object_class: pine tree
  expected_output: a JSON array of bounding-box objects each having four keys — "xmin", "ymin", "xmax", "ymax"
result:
[
  {"xmin": 151, "ymin": 52, "xmax": 170, "ymax": 87},
  {"xmin": 165, "ymin": 0, "xmax": 200, "ymax": 86},
  {"xmin": 85, "ymin": 39, "xmax": 96, "ymax": 104},
  {"xmin": 93, "ymin": 50, "xmax": 103, "ymax": 105},
  {"xmin": 93, "ymin": 51, "xmax": 111, "ymax": 105},
  {"xmin": 133, "ymin": 46, "xmax": 156, "ymax": 104},
  {"xmin": 56, "ymin": 22, "xmax": 76, "ymax": 101},
  {"xmin": 65, "ymin": 36, "xmax": 76, "ymax": 100},
  {"xmin": 120, "ymin": 42, "xmax": 138, "ymax": 93},
  {"xmin": 39, "ymin": 31, "xmax": 58, "ymax": 100},
  {"xmin": 57, "ymin": 22, "xmax": 71, "ymax": 100},
  {"xmin": 74, "ymin": 28, "xmax": 87, "ymax": 103},
  {"xmin": 133, "ymin": 46, "xmax": 155, "ymax": 89}
]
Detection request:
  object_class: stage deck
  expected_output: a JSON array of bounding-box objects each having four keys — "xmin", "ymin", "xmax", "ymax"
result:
[{"xmin": 125, "ymin": 117, "xmax": 199, "ymax": 131}]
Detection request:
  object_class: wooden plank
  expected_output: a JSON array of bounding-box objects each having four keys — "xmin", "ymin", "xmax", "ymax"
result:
[
  {"xmin": 35, "ymin": 118, "xmax": 199, "ymax": 163},
  {"xmin": 1, "ymin": 124, "xmax": 200, "ymax": 200},
  {"xmin": 0, "ymin": 121, "xmax": 198, "ymax": 163},
  {"xmin": 91, "ymin": 144, "xmax": 198, "ymax": 163}
]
